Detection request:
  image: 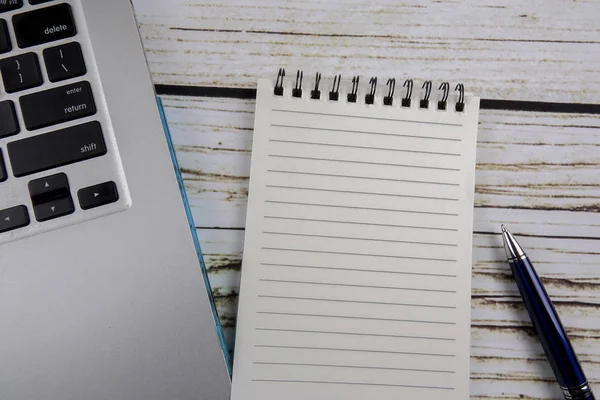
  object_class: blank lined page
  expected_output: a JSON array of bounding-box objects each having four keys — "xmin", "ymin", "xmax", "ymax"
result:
[{"xmin": 231, "ymin": 78, "xmax": 480, "ymax": 400}]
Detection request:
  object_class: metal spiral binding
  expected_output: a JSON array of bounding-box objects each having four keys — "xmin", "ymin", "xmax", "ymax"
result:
[
  {"xmin": 402, "ymin": 79, "xmax": 413, "ymax": 107},
  {"xmin": 329, "ymin": 74, "xmax": 341, "ymax": 101},
  {"xmin": 384, "ymin": 78, "xmax": 396, "ymax": 106},
  {"xmin": 274, "ymin": 68, "xmax": 285, "ymax": 96},
  {"xmin": 272, "ymin": 69, "xmax": 466, "ymax": 112},
  {"xmin": 420, "ymin": 80, "xmax": 432, "ymax": 109},
  {"xmin": 311, "ymin": 72, "xmax": 322, "ymax": 100},
  {"xmin": 347, "ymin": 76, "xmax": 359, "ymax": 103},
  {"xmin": 455, "ymin": 83, "xmax": 465, "ymax": 112},
  {"xmin": 292, "ymin": 70, "xmax": 303, "ymax": 98},
  {"xmin": 365, "ymin": 77, "xmax": 377, "ymax": 105},
  {"xmin": 438, "ymin": 82, "xmax": 450, "ymax": 110}
]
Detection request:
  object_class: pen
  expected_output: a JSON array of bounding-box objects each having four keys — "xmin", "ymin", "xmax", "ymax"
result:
[{"xmin": 501, "ymin": 225, "xmax": 595, "ymax": 400}]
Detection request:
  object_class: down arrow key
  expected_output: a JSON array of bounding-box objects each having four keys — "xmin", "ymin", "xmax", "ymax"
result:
[{"xmin": 33, "ymin": 197, "xmax": 74, "ymax": 222}]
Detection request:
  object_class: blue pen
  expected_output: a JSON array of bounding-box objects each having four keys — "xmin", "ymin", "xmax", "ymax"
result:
[{"xmin": 501, "ymin": 225, "xmax": 595, "ymax": 400}]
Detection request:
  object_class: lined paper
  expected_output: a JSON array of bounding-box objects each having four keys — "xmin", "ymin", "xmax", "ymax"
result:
[{"xmin": 231, "ymin": 79, "xmax": 480, "ymax": 400}]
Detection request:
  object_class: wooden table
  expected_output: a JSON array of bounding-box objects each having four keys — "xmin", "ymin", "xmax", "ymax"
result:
[{"xmin": 132, "ymin": 1, "xmax": 600, "ymax": 398}]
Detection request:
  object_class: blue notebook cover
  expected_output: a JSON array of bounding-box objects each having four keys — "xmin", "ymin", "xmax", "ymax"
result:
[{"xmin": 156, "ymin": 96, "xmax": 232, "ymax": 376}]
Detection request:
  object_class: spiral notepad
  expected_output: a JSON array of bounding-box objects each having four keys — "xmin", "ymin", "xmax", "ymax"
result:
[{"xmin": 232, "ymin": 70, "xmax": 480, "ymax": 400}]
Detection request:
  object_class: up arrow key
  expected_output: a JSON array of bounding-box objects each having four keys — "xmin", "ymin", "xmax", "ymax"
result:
[{"xmin": 4, "ymin": 216, "xmax": 10, "ymax": 221}]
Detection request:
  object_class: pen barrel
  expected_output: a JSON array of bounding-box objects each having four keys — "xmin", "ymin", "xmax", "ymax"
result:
[{"xmin": 509, "ymin": 256, "xmax": 593, "ymax": 399}]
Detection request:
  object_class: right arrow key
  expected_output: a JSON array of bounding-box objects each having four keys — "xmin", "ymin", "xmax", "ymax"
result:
[{"xmin": 78, "ymin": 181, "xmax": 119, "ymax": 210}]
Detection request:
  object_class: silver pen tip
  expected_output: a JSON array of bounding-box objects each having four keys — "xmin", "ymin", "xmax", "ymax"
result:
[{"xmin": 501, "ymin": 225, "xmax": 525, "ymax": 260}]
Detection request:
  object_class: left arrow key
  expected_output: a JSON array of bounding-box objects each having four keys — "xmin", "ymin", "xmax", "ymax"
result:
[{"xmin": 0, "ymin": 205, "xmax": 30, "ymax": 234}]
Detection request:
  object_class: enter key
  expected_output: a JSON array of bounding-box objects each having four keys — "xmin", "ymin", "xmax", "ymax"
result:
[{"xmin": 20, "ymin": 81, "xmax": 96, "ymax": 130}]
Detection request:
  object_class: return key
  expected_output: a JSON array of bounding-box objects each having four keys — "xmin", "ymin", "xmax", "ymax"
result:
[{"xmin": 20, "ymin": 81, "xmax": 96, "ymax": 130}]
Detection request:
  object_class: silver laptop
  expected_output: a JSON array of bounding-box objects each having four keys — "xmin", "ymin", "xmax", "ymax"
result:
[{"xmin": 0, "ymin": 1, "xmax": 231, "ymax": 399}]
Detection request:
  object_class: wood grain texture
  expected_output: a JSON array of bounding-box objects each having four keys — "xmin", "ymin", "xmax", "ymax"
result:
[
  {"xmin": 197, "ymin": 227, "xmax": 600, "ymax": 399},
  {"xmin": 133, "ymin": 1, "xmax": 600, "ymax": 396},
  {"xmin": 163, "ymin": 95, "xmax": 600, "ymax": 236},
  {"xmin": 159, "ymin": 95, "xmax": 600, "ymax": 398},
  {"xmin": 133, "ymin": 0, "xmax": 600, "ymax": 103}
]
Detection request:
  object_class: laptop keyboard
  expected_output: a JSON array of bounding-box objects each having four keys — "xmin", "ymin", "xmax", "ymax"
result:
[{"xmin": 0, "ymin": 1, "xmax": 130, "ymax": 243}]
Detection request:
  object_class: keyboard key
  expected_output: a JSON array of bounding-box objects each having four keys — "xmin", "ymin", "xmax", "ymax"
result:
[
  {"xmin": 0, "ymin": 19, "xmax": 11, "ymax": 54},
  {"xmin": 78, "ymin": 181, "xmax": 119, "ymax": 210},
  {"xmin": 20, "ymin": 81, "xmax": 96, "ymax": 130},
  {"xmin": 43, "ymin": 42, "xmax": 86, "ymax": 82},
  {"xmin": 0, "ymin": 0, "xmax": 22, "ymax": 14},
  {"xmin": 28, "ymin": 172, "xmax": 69, "ymax": 200},
  {"xmin": 28, "ymin": 173, "xmax": 73, "ymax": 221},
  {"xmin": 29, "ymin": 0, "xmax": 54, "ymax": 4},
  {"xmin": 0, "ymin": 52, "xmax": 43, "ymax": 93},
  {"xmin": 33, "ymin": 196, "xmax": 73, "ymax": 222},
  {"xmin": 0, "ymin": 148, "xmax": 6, "ymax": 182},
  {"xmin": 7, "ymin": 121, "xmax": 107, "ymax": 177},
  {"xmin": 0, "ymin": 100, "xmax": 19, "ymax": 138},
  {"xmin": 0, "ymin": 205, "xmax": 29, "ymax": 234},
  {"xmin": 12, "ymin": 3, "xmax": 75, "ymax": 48}
]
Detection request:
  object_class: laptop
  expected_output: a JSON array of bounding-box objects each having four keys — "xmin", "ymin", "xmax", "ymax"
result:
[{"xmin": 0, "ymin": 1, "xmax": 231, "ymax": 399}]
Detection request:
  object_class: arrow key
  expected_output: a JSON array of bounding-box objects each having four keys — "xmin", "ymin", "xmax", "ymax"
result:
[
  {"xmin": 28, "ymin": 172, "xmax": 69, "ymax": 200},
  {"xmin": 0, "ymin": 148, "xmax": 7, "ymax": 183},
  {"xmin": 29, "ymin": 173, "xmax": 74, "ymax": 221},
  {"xmin": 78, "ymin": 181, "xmax": 118, "ymax": 210},
  {"xmin": 0, "ymin": 205, "xmax": 29, "ymax": 234},
  {"xmin": 33, "ymin": 196, "xmax": 74, "ymax": 222}
]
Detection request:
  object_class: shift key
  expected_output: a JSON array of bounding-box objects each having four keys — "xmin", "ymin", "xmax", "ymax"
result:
[
  {"xmin": 8, "ymin": 121, "xmax": 106, "ymax": 177},
  {"xmin": 20, "ymin": 81, "xmax": 96, "ymax": 130}
]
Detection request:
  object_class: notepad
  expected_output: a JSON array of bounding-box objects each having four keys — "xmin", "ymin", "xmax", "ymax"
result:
[{"xmin": 231, "ymin": 74, "xmax": 480, "ymax": 400}]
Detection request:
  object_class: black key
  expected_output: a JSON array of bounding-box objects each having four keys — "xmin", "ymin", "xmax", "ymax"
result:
[
  {"xmin": 28, "ymin": 173, "xmax": 73, "ymax": 222},
  {"xmin": 43, "ymin": 42, "xmax": 86, "ymax": 82},
  {"xmin": 33, "ymin": 196, "xmax": 73, "ymax": 222},
  {"xmin": 0, "ymin": 148, "xmax": 7, "ymax": 182},
  {"xmin": 0, "ymin": 52, "xmax": 43, "ymax": 93},
  {"xmin": 28, "ymin": 172, "xmax": 69, "ymax": 200},
  {"xmin": 20, "ymin": 81, "xmax": 96, "ymax": 130},
  {"xmin": 78, "ymin": 181, "xmax": 119, "ymax": 210},
  {"xmin": 0, "ymin": 0, "xmax": 22, "ymax": 13},
  {"xmin": 7, "ymin": 121, "xmax": 107, "ymax": 177},
  {"xmin": 29, "ymin": 0, "xmax": 53, "ymax": 4},
  {"xmin": 0, "ymin": 19, "xmax": 11, "ymax": 54},
  {"xmin": 12, "ymin": 3, "xmax": 75, "ymax": 48},
  {"xmin": 0, "ymin": 100, "xmax": 19, "ymax": 138},
  {"xmin": 0, "ymin": 205, "xmax": 29, "ymax": 233}
]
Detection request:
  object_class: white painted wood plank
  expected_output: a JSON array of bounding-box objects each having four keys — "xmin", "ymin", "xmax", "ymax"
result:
[
  {"xmin": 174, "ymin": 92, "xmax": 600, "ymax": 396},
  {"xmin": 134, "ymin": 0, "xmax": 600, "ymax": 102},
  {"xmin": 471, "ymin": 326, "xmax": 599, "ymax": 399},
  {"xmin": 200, "ymin": 230, "xmax": 600, "ymax": 325},
  {"xmin": 198, "ymin": 228, "xmax": 244, "ymax": 355},
  {"xmin": 162, "ymin": 95, "xmax": 600, "ymax": 237},
  {"xmin": 198, "ymin": 227, "xmax": 600, "ymax": 399}
]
